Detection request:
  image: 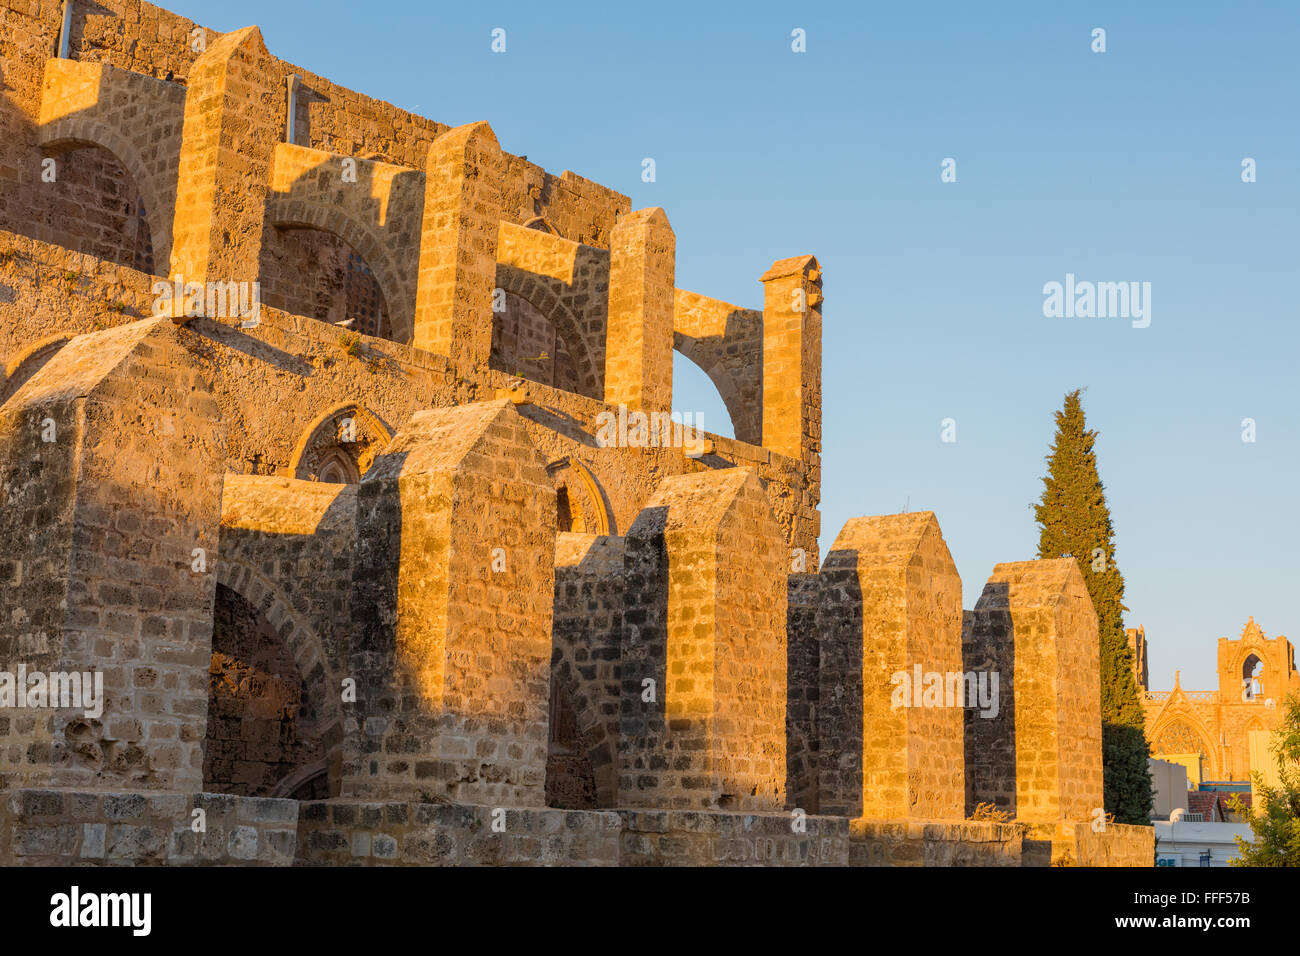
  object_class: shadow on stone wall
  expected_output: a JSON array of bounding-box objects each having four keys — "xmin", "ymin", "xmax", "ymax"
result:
[
  {"xmin": 815, "ymin": 546, "xmax": 863, "ymax": 817},
  {"xmin": 963, "ymin": 582, "xmax": 1016, "ymax": 818},
  {"xmin": 203, "ymin": 583, "xmax": 329, "ymax": 799}
]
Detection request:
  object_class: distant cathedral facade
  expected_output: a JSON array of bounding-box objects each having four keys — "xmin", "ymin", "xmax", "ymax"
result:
[{"xmin": 1136, "ymin": 618, "xmax": 1300, "ymax": 783}]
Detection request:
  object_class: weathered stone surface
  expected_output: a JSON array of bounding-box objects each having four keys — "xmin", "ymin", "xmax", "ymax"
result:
[
  {"xmin": 619, "ymin": 469, "xmax": 787, "ymax": 812},
  {"xmin": 413, "ymin": 122, "xmax": 507, "ymax": 366},
  {"xmin": 817, "ymin": 512, "xmax": 964, "ymax": 820},
  {"xmin": 295, "ymin": 801, "xmax": 848, "ymax": 867},
  {"xmin": 0, "ymin": 318, "xmax": 225, "ymax": 793},
  {"xmin": 964, "ymin": 560, "xmax": 1104, "ymax": 823},
  {"xmin": 0, "ymin": 0, "xmax": 1149, "ymax": 868},
  {"xmin": 0, "ymin": 788, "xmax": 296, "ymax": 866},
  {"xmin": 170, "ymin": 27, "xmax": 280, "ymax": 292},
  {"xmin": 604, "ymin": 208, "xmax": 674, "ymax": 413},
  {"xmin": 345, "ymin": 400, "xmax": 555, "ymax": 806}
]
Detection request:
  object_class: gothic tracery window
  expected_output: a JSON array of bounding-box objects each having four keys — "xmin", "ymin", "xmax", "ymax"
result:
[
  {"xmin": 293, "ymin": 406, "xmax": 388, "ymax": 484},
  {"xmin": 1155, "ymin": 721, "xmax": 1203, "ymax": 755}
]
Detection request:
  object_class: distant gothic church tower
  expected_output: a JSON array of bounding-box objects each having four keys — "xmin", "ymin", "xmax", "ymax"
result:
[
  {"xmin": 1126, "ymin": 625, "xmax": 1149, "ymax": 692},
  {"xmin": 1140, "ymin": 618, "xmax": 1300, "ymax": 782}
]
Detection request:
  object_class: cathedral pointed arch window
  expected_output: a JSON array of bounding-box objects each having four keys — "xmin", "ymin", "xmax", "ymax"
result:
[
  {"xmin": 1241, "ymin": 654, "xmax": 1263, "ymax": 702},
  {"xmin": 1155, "ymin": 721, "xmax": 1204, "ymax": 756}
]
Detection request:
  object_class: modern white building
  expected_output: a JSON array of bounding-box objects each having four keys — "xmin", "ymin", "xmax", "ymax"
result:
[
  {"xmin": 1153, "ymin": 817, "xmax": 1253, "ymax": 867},
  {"xmin": 1149, "ymin": 758, "xmax": 1190, "ymax": 819}
]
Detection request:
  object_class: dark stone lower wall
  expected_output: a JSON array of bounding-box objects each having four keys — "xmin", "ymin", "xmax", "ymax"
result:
[
  {"xmin": 0, "ymin": 789, "xmax": 298, "ymax": 865},
  {"xmin": 298, "ymin": 802, "xmax": 620, "ymax": 866},
  {"xmin": 849, "ymin": 819, "xmax": 1024, "ymax": 867},
  {"xmin": 296, "ymin": 802, "xmax": 847, "ymax": 866},
  {"xmin": 785, "ymin": 572, "xmax": 821, "ymax": 813},
  {"xmin": 620, "ymin": 809, "xmax": 848, "ymax": 866},
  {"xmin": 0, "ymin": 789, "xmax": 1153, "ymax": 867}
]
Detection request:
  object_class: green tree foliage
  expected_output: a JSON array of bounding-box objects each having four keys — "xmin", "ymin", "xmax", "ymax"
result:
[
  {"xmin": 1034, "ymin": 389, "xmax": 1153, "ymax": 824},
  {"xmin": 1230, "ymin": 692, "xmax": 1300, "ymax": 866}
]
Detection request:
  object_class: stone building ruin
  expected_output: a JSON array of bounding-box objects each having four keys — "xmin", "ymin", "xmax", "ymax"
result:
[{"xmin": 0, "ymin": 0, "xmax": 1152, "ymax": 865}]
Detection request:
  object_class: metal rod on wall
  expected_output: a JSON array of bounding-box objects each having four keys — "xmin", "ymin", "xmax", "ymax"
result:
[
  {"xmin": 285, "ymin": 74, "xmax": 300, "ymax": 144},
  {"xmin": 58, "ymin": 0, "xmax": 73, "ymax": 59}
]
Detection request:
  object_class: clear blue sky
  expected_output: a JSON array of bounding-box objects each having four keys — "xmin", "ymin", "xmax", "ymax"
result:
[{"xmin": 169, "ymin": 0, "xmax": 1299, "ymax": 690}]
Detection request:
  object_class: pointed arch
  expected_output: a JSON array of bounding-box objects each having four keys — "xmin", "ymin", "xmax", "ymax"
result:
[
  {"xmin": 494, "ymin": 265, "xmax": 603, "ymax": 398},
  {"xmin": 522, "ymin": 216, "xmax": 561, "ymax": 236},
  {"xmin": 1, "ymin": 334, "xmax": 73, "ymax": 405},
  {"xmin": 671, "ymin": 290, "xmax": 764, "ymax": 445},
  {"xmin": 264, "ymin": 144, "xmax": 424, "ymax": 343},
  {"xmin": 214, "ymin": 559, "xmax": 345, "ymax": 796},
  {"xmin": 1151, "ymin": 708, "xmax": 1220, "ymax": 780},
  {"xmin": 546, "ymin": 456, "xmax": 614, "ymax": 535},
  {"xmin": 671, "ymin": 347, "xmax": 739, "ymax": 441},
  {"xmin": 289, "ymin": 402, "xmax": 394, "ymax": 483},
  {"xmin": 40, "ymin": 120, "xmax": 172, "ymax": 272}
]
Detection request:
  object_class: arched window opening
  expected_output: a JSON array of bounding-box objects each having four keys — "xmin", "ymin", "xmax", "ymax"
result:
[
  {"xmin": 1154, "ymin": 721, "xmax": 1205, "ymax": 756},
  {"xmin": 522, "ymin": 216, "xmax": 561, "ymax": 236},
  {"xmin": 314, "ymin": 448, "xmax": 361, "ymax": 485},
  {"xmin": 291, "ymin": 405, "xmax": 390, "ymax": 484},
  {"xmin": 39, "ymin": 144, "xmax": 154, "ymax": 273},
  {"xmin": 557, "ymin": 485, "xmax": 576, "ymax": 533},
  {"xmin": 671, "ymin": 351, "xmax": 733, "ymax": 440},
  {"xmin": 544, "ymin": 676, "xmax": 598, "ymax": 810},
  {"xmin": 491, "ymin": 291, "xmax": 583, "ymax": 394},
  {"xmin": 260, "ymin": 227, "xmax": 391, "ymax": 339},
  {"xmin": 1242, "ymin": 655, "xmax": 1264, "ymax": 701},
  {"xmin": 203, "ymin": 584, "xmax": 326, "ymax": 797},
  {"xmin": 1, "ymin": 337, "xmax": 70, "ymax": 406},
  {"xmin": 546, "ymin": 458, "xmax": 612, "ymax": 536}
]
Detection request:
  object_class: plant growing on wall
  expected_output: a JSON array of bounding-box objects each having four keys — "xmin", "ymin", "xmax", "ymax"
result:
[
  {"xmin": 1034, "ymin": 388, "xmax": 1154, "ymax": 825},
  {"xmin": 337, "ymin": 331, "xmax": 362, "ymax": 357}
]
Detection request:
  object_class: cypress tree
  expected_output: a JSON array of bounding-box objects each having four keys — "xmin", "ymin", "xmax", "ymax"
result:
[{"xmin": 1033, "ymin": 389, "xmax": 1154, "ymax": 824}]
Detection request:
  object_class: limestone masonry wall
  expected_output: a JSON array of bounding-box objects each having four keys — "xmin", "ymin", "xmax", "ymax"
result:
[
  {"xmin": 0, "ymin": 788, "xmax": 297, "ymax": 865},
  {"xmin": 964, "ymin": 561, "xmax": 1104, "ymax": 823},
  {"xmin": 0, "ymin": 0, "xmax": 1149, "ymax": 867},
  {"xmin": 818, "ymin": 513, "xmax": 964, "ymax": 819}
]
